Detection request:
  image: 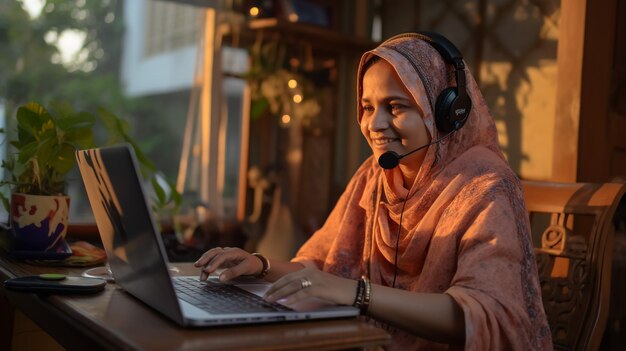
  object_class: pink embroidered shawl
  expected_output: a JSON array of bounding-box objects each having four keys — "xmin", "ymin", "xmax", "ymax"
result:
[{"xmin": 292, "ymin": 35, "xmax": 552, "ymax": 350}]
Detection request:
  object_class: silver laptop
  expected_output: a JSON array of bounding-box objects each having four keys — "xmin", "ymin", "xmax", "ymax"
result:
[{"xmin": 75, "ymin": 144, "xmax": 358, "ymax": 327}]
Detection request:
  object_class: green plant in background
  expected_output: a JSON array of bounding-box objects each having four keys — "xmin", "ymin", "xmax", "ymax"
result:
[
  {"xmin": 0, "ymin": 101, "xmax": 181, "ymax": 221},
  {"xmin": 0, "ymin": 102, "xmax": 95, "ymax": 200},
  {"xmin": 246, "ymin": 39, "xmax": 322, "ymax": 127},
  {"xmin": 96, "ymin": 107, "xmax": 182, "ymax": 217}
]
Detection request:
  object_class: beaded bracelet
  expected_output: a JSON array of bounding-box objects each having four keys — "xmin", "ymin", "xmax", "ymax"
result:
[
  {"xmin": 353, "ymin": 278, "xmax": 365, "ymax": 308},
  {"xmin": 352, "ymin": 276, "xmax": 372, "ymax": 315},
  {"xmin": 360, "ymin": 276, "xmax": 371, "ymax": 314},
  {"xmin": 251, "ymin": 253, "xmax": 270, "ymax": 279}
]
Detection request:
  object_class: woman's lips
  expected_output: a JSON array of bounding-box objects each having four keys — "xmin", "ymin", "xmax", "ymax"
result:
[{"xmin": 372, "ymin": 138, "xmax": 399, "ymax": 146}]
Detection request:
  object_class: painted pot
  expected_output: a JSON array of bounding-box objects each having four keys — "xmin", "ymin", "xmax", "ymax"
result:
[{"xmin": 10, "ymin": 193, "xmax": 70, "ymax": 251}]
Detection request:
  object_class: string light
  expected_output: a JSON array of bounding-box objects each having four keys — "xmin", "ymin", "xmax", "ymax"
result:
[
  {"xmin": 293, "ymin": 94, "xmax": 302, "ymax": 103},
  {"xmin": 288, "ymin": 79, "xmax": 298, "ymax": 89},
  {"xmin": 281, "ymin": 114, "xmax": 291, "ymax": 124},
  {"xmin": 249, "ymin": 7, "xmax": 259, "ymax": 16}
]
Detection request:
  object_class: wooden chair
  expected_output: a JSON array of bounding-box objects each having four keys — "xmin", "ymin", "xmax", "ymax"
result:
[{"xmin": 522, "ymin": 180, "xmax": 626, "ymax": 351}]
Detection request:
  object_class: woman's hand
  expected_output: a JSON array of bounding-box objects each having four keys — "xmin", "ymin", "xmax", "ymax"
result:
[
  {"xmin": 193, "ymin": 247, "xmax": 263, "ymax": 281},
  {"xmin": 263, "ymin": 267, "xmax": 358, "ymax": 306}
]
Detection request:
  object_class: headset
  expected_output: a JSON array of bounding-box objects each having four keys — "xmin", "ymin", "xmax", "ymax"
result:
[{"xmin": 382, "ymin": 31, "xmax": 472, "ymax": 134}]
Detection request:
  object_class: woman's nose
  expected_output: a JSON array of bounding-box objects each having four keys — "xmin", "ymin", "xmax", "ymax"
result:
[{"xmin": 368, "ymin": 108, "xmax": 390, "ymax": 131}]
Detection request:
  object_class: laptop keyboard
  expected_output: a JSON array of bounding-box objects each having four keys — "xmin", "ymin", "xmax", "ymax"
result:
[{"xmin": 173, "ymin": 277, "xmax": 293, "ymax": 314}]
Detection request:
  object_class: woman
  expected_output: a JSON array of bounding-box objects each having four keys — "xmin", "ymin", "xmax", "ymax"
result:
[{"xmin": 194, "ymin": 32, "xmax": 552, "ymax": 350}]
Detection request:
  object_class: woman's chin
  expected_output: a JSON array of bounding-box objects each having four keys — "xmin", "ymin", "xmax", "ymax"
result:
[
  {"xmin": 373, "ymin": 150, "xmax": 391, "ymax": 161},
  {"xmin": 374, "ymin": 148, "xmax": 400, "ymax": 158}
]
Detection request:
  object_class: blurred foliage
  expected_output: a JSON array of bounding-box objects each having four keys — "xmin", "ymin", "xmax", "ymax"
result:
[
  {"xmin": 0, "ymin": 0, "xmax": 126, "ymax": 110},
  {"xmin": 246, "ymin": 38, "xmax": 325, "ymax": 128},
  {"xmin": 0, "ymin": 0, "xmax": 186, "ymax": 183},
  {"xmin": 0, "ymin": 1, "xmax": 182, "ymax": 217}
]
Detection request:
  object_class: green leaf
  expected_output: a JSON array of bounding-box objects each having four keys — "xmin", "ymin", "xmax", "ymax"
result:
[
  {"xmin": 15, "ymin": 124, "xmax": 34, "ymax": 147},
  {"xmin": 17, "ymin": 141, "xmax": 38, "ymax": 164},
  {"xmin": 65, "ymin": 128, "xmax": 95, "ymax": 149},
  {"xmin": 251, "ymin": 98, "xmax": 269, "ymax": 120},
  {"xmin": 16, "ymin": 114, "xmax": 37, "ymax": 140},
  {"xmin": 11, "ymin": 161, "xmax": 26, "ymax": 179},
  {"xmin": 97, "ymin": 107, "xmax": 155, "ymax": 173},
  {"xmin": 39, "ymin": 126, "xmax": 57, "ymax": 142},
  {"xmin": 57, "ymin": 111, "xmax": 96, "ymax": 131},
  {"xmin": 20, "ymin": 102, "xmax": 47, "ymax": 116},
  {"xmin": 169, "ymin": 181, "xmax": 182, "ymax": 207},
  {"xmin": 35, "ymin": 137, "xmax": 56, "ymax": 166},
  {"xmin": 151, "ymin": 177, "xmax": 167, "ymax": 206},
  {"xmin": 0, "ymin": 192, "xmax": 9, "ymax": 212},
  {"xmin": 128, "ymin": 140, "xmax": 156, "ymax": 173},
  {"xmin": 16, "ymin": 103, "xmax": 51, "ymax": 137},
  {"xmin": 48, "ymin": 144, "xmax": 76, "ymax": 176},
  {"xmin": 96, "ymin": 107, "xmax": 131, "ymax": 144},
  {"xmin": 47, "ymin": 101, "xmax": 75, "ymax": 120}
]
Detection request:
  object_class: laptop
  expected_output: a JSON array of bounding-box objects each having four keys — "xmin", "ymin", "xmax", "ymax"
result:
[{"xmin": 75, "ymin": 144, "xmax": 358, "ymax": 327}]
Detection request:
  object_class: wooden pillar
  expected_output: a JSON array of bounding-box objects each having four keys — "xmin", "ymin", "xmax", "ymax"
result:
[
  {"xmin": 201, "ymin": 8, "xmax": 223, "ymax": 215},
  {"xmin": 577, "ymin": 0, "xmax": 617, "ymax": 182},
  {"xmin": 551, "ymin": 0, "xmax": 586, "ymax": 182},
  {"xmin": 552, "ymin": 0, "xmax": 618, "ymax": 182}
]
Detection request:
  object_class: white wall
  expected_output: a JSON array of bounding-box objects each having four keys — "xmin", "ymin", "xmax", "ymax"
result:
[
  {"xmin": 121, "ymin": 0, "xmax": 198, "ymax": 97},
  {"xmin": 121, "ymin": 1, "xmax": 249, "ymax": 97}
]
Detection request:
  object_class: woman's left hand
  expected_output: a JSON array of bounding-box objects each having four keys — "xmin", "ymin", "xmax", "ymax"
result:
[{"xmin": 263, "ymin": 267, "xmax": 358, "ymax": 306}]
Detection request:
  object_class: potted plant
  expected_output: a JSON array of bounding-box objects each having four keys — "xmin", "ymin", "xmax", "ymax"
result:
[
  {"xmin": 0, "ymin": 102, "xmax": 95, "ymax": 251},
  {"xmin": 1, "ymin": 101, "xmax": 180, "ymax": 253}
]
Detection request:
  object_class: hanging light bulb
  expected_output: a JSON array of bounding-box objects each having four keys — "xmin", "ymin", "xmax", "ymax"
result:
[{"xmin": 281, "ymin": 114, "xmax": 292, "ymax": 125}]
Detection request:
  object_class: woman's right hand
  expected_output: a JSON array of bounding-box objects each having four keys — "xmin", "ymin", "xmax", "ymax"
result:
[{"xmin": 193, "ymin": 247, "xmax": 263, "ymax": 281}]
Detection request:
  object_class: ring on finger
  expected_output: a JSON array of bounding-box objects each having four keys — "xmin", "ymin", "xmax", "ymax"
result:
[{"xmin": 300, "ymin": 278, "xmax": 312, "ymax": 289}]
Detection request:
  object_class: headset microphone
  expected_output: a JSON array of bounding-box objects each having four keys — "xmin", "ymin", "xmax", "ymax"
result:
[{"xmin": 377, "ymin": 130, "xmax": 457, "ymax": 170}]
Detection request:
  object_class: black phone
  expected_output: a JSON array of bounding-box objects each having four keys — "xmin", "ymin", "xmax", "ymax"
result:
[{"xmin": 4, "ymin": 275, "xmax": 106, "ymax": 294}]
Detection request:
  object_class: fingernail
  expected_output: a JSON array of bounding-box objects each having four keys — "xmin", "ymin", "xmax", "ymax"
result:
[{"xmin": 219, "ymin": 274, "xmax": 226, "ymax": 282}]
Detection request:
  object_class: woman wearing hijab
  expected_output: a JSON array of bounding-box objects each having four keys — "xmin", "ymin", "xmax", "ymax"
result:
[{"xmin": 194, "ymin": 32, "xmax": 552, "ymax": 350}]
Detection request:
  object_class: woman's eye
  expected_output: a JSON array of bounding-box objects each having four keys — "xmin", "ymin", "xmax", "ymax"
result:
[
  {"xmin": 389, "ymin": 104, "xmax": 403, "ymax": 112},
  {"xmin": 362, "ymin": 105, "xmax": 374, "ymax": 112}
]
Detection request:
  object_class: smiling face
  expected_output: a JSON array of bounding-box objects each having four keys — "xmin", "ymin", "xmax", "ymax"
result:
[{"xmin": 360, "ymin": 59, "xmax": 431, "ymax": 174}]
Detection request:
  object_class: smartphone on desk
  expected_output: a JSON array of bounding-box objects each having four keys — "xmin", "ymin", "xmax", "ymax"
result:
[{"xmin": 4, "ymin": 275, "xmax": 106, "ymax": 294}]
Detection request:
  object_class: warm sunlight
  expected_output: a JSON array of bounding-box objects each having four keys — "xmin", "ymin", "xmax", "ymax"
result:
[
  {"xmin": 21, "ymin": 0, "xmax": 88, "ymax": 69},
  {"xmin": 19, "ymin": 0, "xmax": 44, "ymax": 18}
]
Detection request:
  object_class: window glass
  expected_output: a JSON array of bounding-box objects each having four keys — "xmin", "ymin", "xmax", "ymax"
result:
[{"xmin": 1, "ymin": 0, "xmax": 209, "ymax": 223}]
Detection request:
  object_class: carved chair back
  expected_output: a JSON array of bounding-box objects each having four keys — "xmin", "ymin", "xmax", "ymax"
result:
[{"xmin": 522, "ymin": 180, "xmax": 626, "ymax": 351}]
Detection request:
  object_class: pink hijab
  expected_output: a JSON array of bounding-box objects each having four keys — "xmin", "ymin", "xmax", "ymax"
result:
[{"xmin": 293, "ymin": 34, "xmax": 552, "ymax": 350}]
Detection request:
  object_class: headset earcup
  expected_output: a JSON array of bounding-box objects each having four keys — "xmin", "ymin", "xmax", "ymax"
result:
[
  {"xmin": 435, "ymin": 87, "xmax": 457, "ymax": 134},
  {"xmin": 451, "ymin": 94, "xmax": 472, "ymax": 130}
]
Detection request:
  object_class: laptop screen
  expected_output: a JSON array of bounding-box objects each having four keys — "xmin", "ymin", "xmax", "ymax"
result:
[{"xmin": 76, "ymin": 145, "xmax": 183, "ymax": 322}]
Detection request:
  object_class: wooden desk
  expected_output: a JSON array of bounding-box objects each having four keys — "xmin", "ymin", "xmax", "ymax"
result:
[{"xmin": 0, "ymin": 256, "xmax": 390, "ymax": 350}]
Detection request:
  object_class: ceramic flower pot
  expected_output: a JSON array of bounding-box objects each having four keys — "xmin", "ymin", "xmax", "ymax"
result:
[{"xmin": 10, "ymin": 193, "xmax": 70, "ymax": 251}]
